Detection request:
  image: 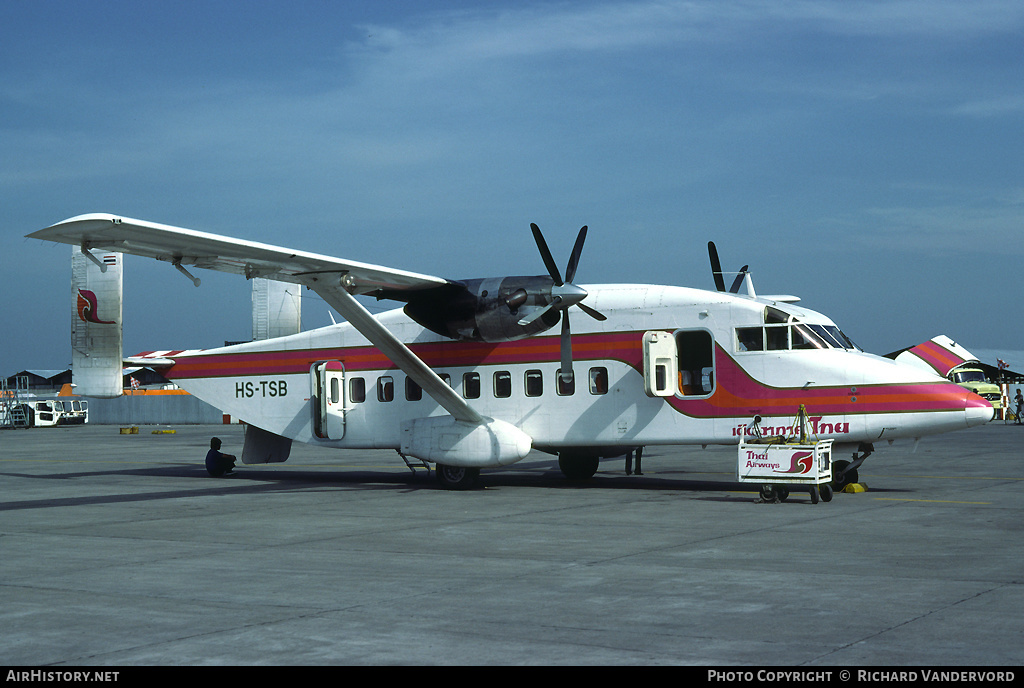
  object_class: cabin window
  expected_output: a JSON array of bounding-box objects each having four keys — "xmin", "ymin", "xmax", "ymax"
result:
[
  {"xmin": 349, "ymin": 377, "xmax": 366, "ymax": 403},
  {"xmin": 330, "ymin": 377, "xmax": 341, "ymax": 404},
  {"xmin": 377, "ymin": 376, "xmax": 394, "ymax": 402},
  {"xmin": 655, "ymin": 364, "xmax": 667, "ymax": 391},
  {"xmin": 494, "ymin": 371, "xmax": 512, "ymax": 398},
  {"xmin": 556, "ymin": 370, "xmax": 575, "ymax": 396},
  {"xmin": 525, "ymin": 370, "xmax": 543, "ymax": 397},
  {"xmin": 439, "ymin": 373, "xmax": 451, "ymax": 386},
  {"xmin": 463, "ymin": 372, "xmax": 481, "ymax": 399},
  {"xmin": 589, "ymin": 367, "xmax": 609, "ymax": 395},
  {"xmin": 405, "ymin": 377, "xmax": 422, "ymax": 401}
]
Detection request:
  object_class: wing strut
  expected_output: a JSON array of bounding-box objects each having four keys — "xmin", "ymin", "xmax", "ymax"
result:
[{"xmin": 300, "ymin": 275, "xmax": 483, "ymax": 425}]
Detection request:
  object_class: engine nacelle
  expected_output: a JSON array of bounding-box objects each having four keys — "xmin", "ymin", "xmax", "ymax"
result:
[{"xmin": 404, "ymin": 276, "xmax": 561, "ymax": 342}]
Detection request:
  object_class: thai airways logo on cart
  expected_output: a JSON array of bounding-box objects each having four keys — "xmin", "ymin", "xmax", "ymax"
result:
[
  {"xmin": 77, "ymin": 289, "xmax": 115, "ymax": 324},
  {"xmin": 743, "ymin": 450, "xmax": 814, "ymax": 475},
  {"xmin": 778, "ymin": 451, "xmax": 813, "ymax": 475}
]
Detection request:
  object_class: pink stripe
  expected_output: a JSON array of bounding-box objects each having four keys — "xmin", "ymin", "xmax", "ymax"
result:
[
  {"xmin": 907, "ymin": 341, "xmax": 966, "ymax": 375},
  {"xmin": 164, "ymin": 335, "xmax": 971, "ymax": 419}
]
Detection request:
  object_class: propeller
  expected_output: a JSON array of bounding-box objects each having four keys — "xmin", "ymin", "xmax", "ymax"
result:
[
  {"xmin": 707, "ymin": 242, "xmax": 748, "ymax": 294},
  {"xmin": 522, "ymin": 223, "xmax": 606, "ymax": 383}
]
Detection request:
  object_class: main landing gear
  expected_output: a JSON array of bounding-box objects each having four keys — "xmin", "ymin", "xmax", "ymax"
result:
[
  {"xmin": 832, "ymin": 443, "xmax": 873, "ymax": 491},
  {"xmin": 434, "ymin": 464, "xmax": 481, "ymax": 490},
  {"xmin": 557, "ymin": 453, "xmax": 600, "ymax": 480}
]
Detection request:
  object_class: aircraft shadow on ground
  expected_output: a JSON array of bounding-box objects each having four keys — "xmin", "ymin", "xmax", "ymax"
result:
[{"xmin": 0, "ymin": 455, "xmax": 885, "ymax": 510}]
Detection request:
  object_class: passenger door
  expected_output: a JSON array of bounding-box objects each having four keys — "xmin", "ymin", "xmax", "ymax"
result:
[{"xmin": 313, "ymin": 361, "xmax": 346, "ymax": 439}]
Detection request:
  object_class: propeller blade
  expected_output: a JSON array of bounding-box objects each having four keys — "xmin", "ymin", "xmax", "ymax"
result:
[
  {"xmin": 563, "ymin": 225, "xmax": 588, "ymax": 284},
  {"xmin": 560, "ymin": 314, "xmax": 573, "ymax": 383},
  {"xmin": 708, "ymin": 242, "xmax": 726, "ymax": 292},
  {"xmin": 531, "ymin": 223, "xmax": 562, "ymax": 285},
  {"xmin": 729, "ymin": 265, "xmax": 749, "ymax": 294},
  {"xmin": 576, "ymin": 302, "xmax": 607, "ymax": 321},
  {"xmin": 517, "ymin": 300, "xmax": 557, "ymax": 327},
  {"xmin": 525, "ymin": 223, "xmax": 602, "ymax": 379}
]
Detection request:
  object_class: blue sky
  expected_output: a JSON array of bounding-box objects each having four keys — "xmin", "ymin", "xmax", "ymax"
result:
[{"xmin": 4, "ymin": 0, "xmax": 1023, "ymax": 374}]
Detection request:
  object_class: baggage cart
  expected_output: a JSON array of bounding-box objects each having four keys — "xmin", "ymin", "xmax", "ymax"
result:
[{"xmin": 737, "ymin": 406, "xmax": 834, "ymax": 504}]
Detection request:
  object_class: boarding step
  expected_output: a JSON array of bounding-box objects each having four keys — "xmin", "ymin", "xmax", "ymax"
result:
[{"xmin": 396, "ymin": 450, "xmax": 431, "ymax": 475}]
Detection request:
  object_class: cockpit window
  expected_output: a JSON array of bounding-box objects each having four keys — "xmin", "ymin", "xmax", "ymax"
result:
[
  {"xmin": 737, "ymin": 327, "xmax": 764, "ymax": 351},
  {"xmin": 736, "ymin": 315, "xmax": 860, "ymax": 353},
  {"xmin": 792, "ymin": 324, "xmax": 826, "ymax": 349},
  {"xmin": 829, "ymin": 326, "xmax": 860, "ymax": 351},
  {"xmin": 766, "ymin": 324, "xmax": 789, "ymax": 350}
]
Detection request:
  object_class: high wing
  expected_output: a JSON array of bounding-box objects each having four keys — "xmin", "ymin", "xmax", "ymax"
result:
[
  {"xmin": 28, "ymin": 213, "xmax": 450, "ymax": 295},
  {"xmin": 28, "ymin": 213, "xmax": 482, "ymax": 424}
]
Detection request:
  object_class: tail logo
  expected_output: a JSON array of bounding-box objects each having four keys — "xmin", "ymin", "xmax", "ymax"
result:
[{"xmin": 77, "ymin": 289, "xmax": 116, "ymax": 324}]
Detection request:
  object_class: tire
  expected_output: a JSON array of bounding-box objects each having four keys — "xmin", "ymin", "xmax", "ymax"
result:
[
  {"xmin": 820, "ymin": 484, "xmax": 833, "ymax": 502},
  {"xmin": 435, "ymin": 464, "xmax": 480, "ymax": 490},
  {"xmin": 832, "ymin": 460, "xmax": 858, "ymax": 490}
]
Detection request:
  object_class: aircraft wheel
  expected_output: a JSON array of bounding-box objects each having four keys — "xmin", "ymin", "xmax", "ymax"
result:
[
  {"xmin": 832, "ymin": 460, "xmax": 858, "ymax": 490},
  {"xmin": 435, "ymin": 464, "xmax": 480, "ymax": 490},
  {"xmin": 558, "ymin": 454, "xmax": 599, "ymax": 480},
  {"xmin": 777, "ymin": 486, "xmax": 790, "ymax": 502}
]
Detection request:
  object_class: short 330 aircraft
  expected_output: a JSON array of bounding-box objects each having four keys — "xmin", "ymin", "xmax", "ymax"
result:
[{"xmin": 28, "ymin": 214, "xmax": 993, "ymax": 489}]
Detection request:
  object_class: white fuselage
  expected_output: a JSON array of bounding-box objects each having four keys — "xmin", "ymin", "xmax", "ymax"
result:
[{"xmin": 162, "ymin": 284, "xmax": 992, "ymax": 461}]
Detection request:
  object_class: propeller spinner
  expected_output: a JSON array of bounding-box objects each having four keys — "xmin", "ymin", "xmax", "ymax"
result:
[{"xmin": 523, "ymin": 223, "xmax": 606, "ymax": 383}]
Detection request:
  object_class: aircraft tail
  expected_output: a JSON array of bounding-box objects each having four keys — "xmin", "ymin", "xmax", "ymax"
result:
[
  {"xmin": 67, "ymin": 254, "xmax": 302, "ymax": 399},
  {"xmin": 891, "ymin": 335, "xmax": 978, "ymax": 377},
  {"xmin": 71, "ymin": 246, "xmax": 124, "ymax": 398}
]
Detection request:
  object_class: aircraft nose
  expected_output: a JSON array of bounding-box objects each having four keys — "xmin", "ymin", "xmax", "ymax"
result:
[{"xmin": 965, "ymin": 393, "xmax": 994, "ymax": 427}]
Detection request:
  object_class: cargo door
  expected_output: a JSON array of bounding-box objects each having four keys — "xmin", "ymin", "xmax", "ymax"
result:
[{"xmin": 313, "ymin": 361, "xmax": 346, "ymax": 439}]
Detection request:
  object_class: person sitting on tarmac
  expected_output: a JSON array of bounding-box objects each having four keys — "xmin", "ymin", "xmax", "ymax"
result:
[{"xmin": 205, "ymin": 437, "xmax": 237, "ymax": 477}]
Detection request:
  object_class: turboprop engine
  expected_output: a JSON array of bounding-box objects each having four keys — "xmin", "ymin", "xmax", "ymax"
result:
[
  {"xmin": 402, "ymin": 224, "xmax": 606, "ymax": 382},
  {"xmin": 405, "ymin": 274, "xmax": 563, "ymax": 342}
]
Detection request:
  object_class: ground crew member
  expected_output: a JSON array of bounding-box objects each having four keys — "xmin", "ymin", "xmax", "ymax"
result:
[{"xmin": 205, "ymin": 437, "xmax": 237, "ymax": 476}]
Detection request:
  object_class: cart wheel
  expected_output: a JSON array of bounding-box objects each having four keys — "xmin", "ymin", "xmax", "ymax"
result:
[
  {"xmin": 810, "ymin": 485, "xmax": 819, "ymax": 504},
  {"xmin": 777, "ymin": 486, "xmax": 790, "ymax": 502},
  {"xmin": 820, "ymin": 484, "xmax": 833, "ymax": 502}
]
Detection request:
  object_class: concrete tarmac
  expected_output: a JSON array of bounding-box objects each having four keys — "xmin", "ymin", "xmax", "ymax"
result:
[{"xmin": 1, "ymin": 422, "xmax": 1022, "ymax": 666}]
